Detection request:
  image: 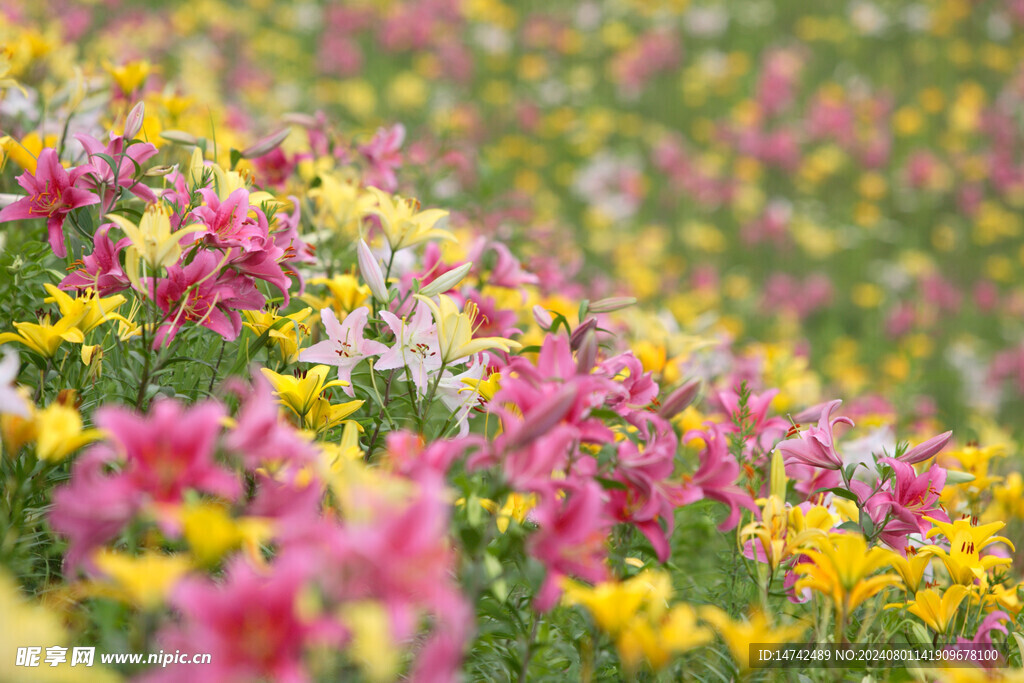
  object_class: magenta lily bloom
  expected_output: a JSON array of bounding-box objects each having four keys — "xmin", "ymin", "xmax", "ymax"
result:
[
  {"xmin": 775, "ymin": 399, "xmax": 854, "ymax": 470},
  {"xmin": 59, "ymin": 223, "xmax": 131, "ymax": 295},
  {"xmin": 680, "ymin": 424, "xmax": 758, "ymax": 530},
  {"xmin": 0, "ymin": 148, "xmax": 99, "ymax": 257},
  {"xmin": 74, "ymin": 131, "xmax": 158, "ymax": 212},
  {"xmin": 154, "ymin": 251, "xmax": 266, "ymax": 346},
  {"xmin": 191, "ymin": 187, "xmax": 269, "ymax": 252}
]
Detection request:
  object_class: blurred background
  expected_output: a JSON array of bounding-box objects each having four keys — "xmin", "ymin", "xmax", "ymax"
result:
[{"xmin": 4, "ymin": 0, "xmax": 1024, "ymax": 432}]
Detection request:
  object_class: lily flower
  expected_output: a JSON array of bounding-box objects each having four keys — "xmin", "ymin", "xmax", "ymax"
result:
[
  {"xmin": 374, "ymin": 301, "xmax": 442, "ymax": 395},
  {"xmin": 414, "ymin": 293, "xmax": 521, "ymax": 365},
  {"xmin": 0, "ymin": 148, "xmax": 99, "ymax": 257},
  {"xmin": 43, "ymin": 283, "xmax": 125, "ymax": 334},
  {"xmin": 0, "ymin": 314, "xmax": 85, "ymax": 358},
  {"xmin": 919, "ymin": 517, "xmax": 1015, "ymax": 584},
  {"xmin": 794, "ymin": 533, "xmax": 901, "ymax": 626},
  {"xmin": 775, "ymin": 399, "xmax": 853, "ymax": 470},
  {"xmin": 299, "ymin": 307, "xmax": 388, "ymax": 396},
  {"xmin": 34, "ymin": 400, "xmax": 104, "ymax": 462},
  {"xmin": 888, "ymin": 585, "xmax": 970, "ymax": 635},
  {"xmin": 360, "ymin": 186, "xmax": 453, "ymax": 251},
  {"xmin": 699, "ymin": 606, "xmax": 808, "ymax": 671},
  {"xmin": 106, "ymin": 202, "xmax": 203, "ymax": 283},
  {"xmin": 260, "ymin": 366, "xmax": 349, "ymax": 422}
]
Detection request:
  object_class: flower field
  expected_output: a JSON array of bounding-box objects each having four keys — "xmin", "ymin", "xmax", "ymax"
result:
[{"xmin": 2, "ymin": 0, "xmax": 1024, "ymax": 680}]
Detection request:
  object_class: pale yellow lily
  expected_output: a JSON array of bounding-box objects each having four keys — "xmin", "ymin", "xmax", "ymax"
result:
[{"xmin": 414, "ymin": 293, "xmax": 521, "ymax": 364}]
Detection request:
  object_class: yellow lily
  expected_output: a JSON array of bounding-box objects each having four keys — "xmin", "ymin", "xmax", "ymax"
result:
[
  {"xmin": 892, "ymin": 585, "xmax": 971, "ymax": 635},
  {"xmin": 33, "ymin": 401, "xmax": 103, "ymax": 462},
  {"xmin": 617, "ymin": 603, "xmax": 713, "ymax": 671},
  {"xmin": 752, "ymin": 501, "xmax": 825, "ymax": 572},
  {"xmin": 699, "ymin": 606, "xmax": 808, "ymax": 671},
  {"xmin": 462, "ymin": 371, "xmax": 502, "ymax": 402},
  {"xmin": 42, "ymin": 284, "xmax": 125, "ymax": 335},
  {"xmin": 794, "ymin": 533, "xmax": 902, "ymax": 626},
  {"xmin": 919, "ymin": 517, "xmax": 1015, "ymax": 584},
  {"xmin": 181, "ymin": 501, "xmax": 272, "ymax": 568},
  {"xmin": 303, "ymin": 274, "xmax": 370, "ymax": 318},
  {"xmin": 103, "ymin": 59, "xmax": 152, "ymax": 94},
  {"xmin": 260, "ymin": 365, "xmax": 349, "ymax": 421},
  {"xmin": 361, "ymin": 186, "xmax": 453, "ymax": 250},
  {"xmin": 414, "ymin": 294, "xmax": 521, "ymax": 364},
  {"xmin": 0, "ymin": 314, "xmax": 85, "ymax": 358},
  {"xmin": 1, "ymin": 131, "xmax": 56, "ymax": 173},
  {"xmin": 242, "ymin": 307, "xmax": 312, "ymax": 364},
  {"xmin": 890, "ymin": 551, "xmax": 932, "ymax": 594},
  {"xmin": 91, "ymin": 549, "xmax": 190, "ymax": 610},
  {"xmin": 105, "ymin": 203, "xmax": 203, "ymax": 281},
  {"xmin": 304, "ymin": 396, "xmax": 364, "ymax": 433}
]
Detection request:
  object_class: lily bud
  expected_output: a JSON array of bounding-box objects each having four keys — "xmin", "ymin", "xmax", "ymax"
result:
[
  {"xmin": 504, "ymin": 384, "xmax": 578, "ymax": 451},
  {"xmin": 144, "ymin": 165, "xmax": 174, "ymax": 177},
  {"xmin": 898, "ymin": 430, "xmax": 953, "ymax": 465},
  {"xmin": 123, "ymin": 101, "xmax": 145, "ymax": 139},
  {"xmin": 575, "ymin": 329, "xmax": 598, "ymax": 375},
  {"xmin": 588, "ymin": 296, "xmax": 637, "ymax": 314},
  {"xmin": 418, "ymin": 261, "xmax": 473, "ymax": 297},
  {"xmin": 357, "ymin": 240, "xmax": 389, "ymax": 302},
  {"xmin": 241, "ymin": 127, "xmax": 291, "ymax": 159},
  {"xmin": 569, "ymin": 317, "xmax": 598, "ymax": 350},
  {"xmin": 281, "ymin": 112, "xmax": 318, "ymax": 127},
  {"xmin": 658, "ymin": 378, "xmax": 701, "ymax": 420},
  {"xmin": 532, "ymin": 305, "xmax": 552, "ymax": 329},
  {"xmin": 769, "ymin": 449, "xmax": 788, "ymax": 500},
  {"xmin": 159, "ymin": 130, "xmax": 199, "ymax": 146}
]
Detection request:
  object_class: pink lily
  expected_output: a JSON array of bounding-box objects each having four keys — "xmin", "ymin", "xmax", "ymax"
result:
[
  {"xmin": 679, "ymin": 424, "xmax": 758, "ymax": 530},
  {"xmin": 0, "ymin": 148, "xmax": 99, "ymax": 257},
  {"xmin": 59, "ymin": 223, "xmax": 131, "ymax": 295},
  {"xmin": 154, "ymin": 251, "xmax": 266, "ymax": 345},
  {"xmin": 74, "ymin": 131, "xmax": 158, "ymax": 212},
  {"xmin": 775, "ymin": 399, "xmax": 854, "ymax": 471},
  {"xmin": 359, "ymin": 123, "xmax": 405, "ymax": 192},
  {"xmin": 375, "ymin": 301, "xmax": 441, "ymax": 395},
  {"xmin": 299, "ymin": 307, "xmax": 389, "ymax": 396}
]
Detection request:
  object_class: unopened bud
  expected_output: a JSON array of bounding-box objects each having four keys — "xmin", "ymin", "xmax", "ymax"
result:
[
  {"xmin": 160, "ymin": 130, "xmax": 199, "ymax": 146},
  {"xmin": 575, "ymin": 329, "xmax": 598, "ymax": 375},
  {"xmin": 357, "ymin": 240, "xmax": 389, "ymax": 302},
  {"xmin": 418, "ymin": 262, "xmax": 472, "ymax": 297},
  {"xmin": 144, "ymin": 165, "xmax": 174, "ymax": 177},
  {"xmin": 532, "ymin": 305, "xmax": 553, "ymax": 329},
  {"xmin": 504, "ymin": 384, "xmax": 578, "ymax": 451},
  {"xmin": 241, "ymin": 127, "xmax": 291, "ymax": 159},
  {"xmin": 123, "ymin": 101, "xmax": 145, "ymax": 139},
  {"xmin": 569, "ymin": 318, "xmax": 598, "ymax": 351},
  {"xmin": 588, "ymin": 296, "xmax": 637, "ymax": 314},
  {"xmin": 281, "ymin": 112, "xmax": 318, "ymax": 127},
  {"xmin": 658, "ymin": 378, "xmax": 701, "ymax": 419},
  {"xmin": 898, "ymin": 430, "xmax": 953, "ymax": 465}
]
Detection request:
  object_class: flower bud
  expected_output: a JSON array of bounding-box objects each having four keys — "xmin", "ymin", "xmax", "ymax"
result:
[
  {"xmin": 588, "ymin": 296, "xmax": 637, "ymax": 314},
  {"xmin": 532, "ymin": 305, "xmax": 553, "ymax": 329},
  {"xmin": 575, "ymin": 329, "xmax": 598, "ymax": 374},
  {"xmin": 123, "ymin": 101, "xmax": 145, "ymax": 139},
  {"xmin": 159, "ymin": 130, "xmax": 199, "ymax": 146},
  {"xmin": 241, "ymin": 128, "xmax": 291, "ymax": 159},
  {"xmin": 898, "ymin": 430, "xmax": 953, "ymax": 465},
  {"xmin": 569, "ymin": 317, "xmax": 598, "ymax": 350},
  {"xmin": 418, "ymin": 262, "xmax": 473, "ymax": 297},
  {"xmin": 658, "ymin": 378, "xmax": 701, "ymax": 420},
  {"xmin": 504, "ymin": 385, "xmax": 578, "ymax": 451},
  {"xmin": 357, "ymin": 240, "xmax": 389, "ymax": 302}
]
